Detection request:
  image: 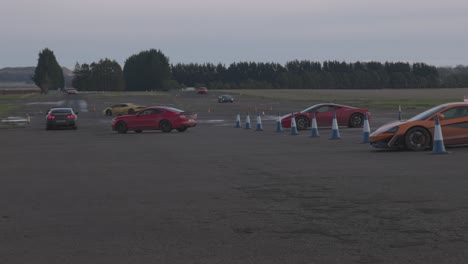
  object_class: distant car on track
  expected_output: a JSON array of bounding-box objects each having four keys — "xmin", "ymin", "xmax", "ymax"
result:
[
  {"xmin": 103, "ymin": 103, "xmax": 146, "ymax": 116},
  {"xmin": 46, "ymin": 107, "xmax": 78, "ymax": 130},
  {"xmin": 218, "ymin": 95, "xmax": 234, "ymax": 103},
  {"xmin": 66, "ymin": 88, "xmax": 78, "ymax": 95},
  {"xmin": 370, "ymin": 102, "xmax": 468, "ymax": 151},
  {"xmin": 281, "ymin": 103, "xmax": 370, "ymax": 130},
  {"xmin": 112, "ymin": 106, "xmax": 197, "ymax": 133},
  {"xmin": 197, "ymin": 87, "xmax": 208, "ymax": 94}
]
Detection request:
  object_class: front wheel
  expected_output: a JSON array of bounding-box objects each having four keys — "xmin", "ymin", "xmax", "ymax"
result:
[
  {"xmin": 160, "ymin": 120, "xmax": 172, "ymax": 133},
  {"xmin": 116, "ymin": 121, "xmax": 128, "ymax": 134},
  {"xmin": 177, "ymin": 126, "xmax": 187, "ymax": 132},
  {"xmin": 105, "ymin": 109, "xmax": 112, "ymax": 116},
  {"xmin": 405, "ymin": 127, "xmax": 431, "ymax": 151},
  {"xmin": 295, "ymin": 116, "xmax": 309, "ymax": 130},
  {"xmin": 349, "ymin": 113, "xmax": 364, "ymax": 128}
]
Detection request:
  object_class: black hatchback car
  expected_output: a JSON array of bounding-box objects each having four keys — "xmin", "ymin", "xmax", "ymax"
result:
[
  {"xmin": 46, "ymin": 108, "xmax": 79, "ymax": 130},
  {"xmin": 218, "ymin": 95, "xmax": 234, "ymax": 103}
]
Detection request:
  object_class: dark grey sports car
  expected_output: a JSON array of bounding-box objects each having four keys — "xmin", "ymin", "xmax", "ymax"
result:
[
  {"xmin": 46, "ymin": 108, "xmax": 79, "ymax": 130},
  {"xmin": 218, "ymin": 95, "xmax": 234, "ymax": 103}
]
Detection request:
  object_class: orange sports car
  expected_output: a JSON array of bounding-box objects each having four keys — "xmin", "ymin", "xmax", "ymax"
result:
[{"xmin": 370, "ymin": 102, "xmax": 468, "ymax": 151}]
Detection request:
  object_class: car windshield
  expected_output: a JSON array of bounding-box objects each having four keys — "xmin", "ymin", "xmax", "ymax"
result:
[
  {"xmin": 164, "ymin": 107, "xmax": 184, "ymax": 113},
  {"xmin": 407, "ymin": 105, "xmax": 446, "ymax": 121},
  {"xmin": 300, "ymin": 104, "xmax": 322, "ymax": 113},
  {"xmin": 51, "ymin": 109, "xmax": 72, "ymax": 114}
]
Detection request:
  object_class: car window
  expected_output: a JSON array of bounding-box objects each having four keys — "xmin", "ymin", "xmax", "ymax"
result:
[
  {"xmin": 51, "ymin": 109, "xmax": 72, "ymax": 114},
  {"xmin": 442, "ymin": 106, "xmax": 468, "ymax": 119},
  {"xmin": 316, "ymin": 106, "xmax": 335, "ymax": 113},
  {"xmin": 139, "ymin": 109, "xmax": 164, "ymax": 115}
]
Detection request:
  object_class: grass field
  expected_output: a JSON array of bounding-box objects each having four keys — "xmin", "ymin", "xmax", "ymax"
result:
[{"xmin": 0, "ymin": 94, "xmax": 35, "ymax": 117}]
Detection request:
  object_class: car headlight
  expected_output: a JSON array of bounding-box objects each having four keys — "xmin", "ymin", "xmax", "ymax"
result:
[{"xmin": 384, "ymin": 126, "xmax": 399, "ymax": 133}]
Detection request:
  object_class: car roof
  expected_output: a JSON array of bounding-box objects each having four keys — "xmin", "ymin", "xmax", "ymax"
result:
[
  {"xmin": 50, "ymin": 107, "xmax": 73, "ymax": 110},
  {"xmin": 145, "ymin": 106, "xmax": 184, "ymax": 112},
  {"xmin": 438, "ymin": 102, "xmax": 468, "ymax": 107}
]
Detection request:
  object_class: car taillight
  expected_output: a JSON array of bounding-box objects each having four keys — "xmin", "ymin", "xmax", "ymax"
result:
[
  {"xmin": 67, "ymin": 115, "xmax": 75, "ymax": 119},
  {"xmin": 47, "ymin": 115, "xmax": 55, "ymax": 119}
]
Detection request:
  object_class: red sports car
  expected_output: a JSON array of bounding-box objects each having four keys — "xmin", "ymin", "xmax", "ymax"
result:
[
  {"xmin": 281, "ymin": 103, "xmax": 370, "ymax": 130},
  {"xmin": 112, "ymin": 106, "xmax": 197, "ymax": 133}
]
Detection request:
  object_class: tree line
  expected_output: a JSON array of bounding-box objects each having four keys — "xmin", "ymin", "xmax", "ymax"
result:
[{"xmin": 31, "ymin": 48, "xmax": 468, "ymax": 94}]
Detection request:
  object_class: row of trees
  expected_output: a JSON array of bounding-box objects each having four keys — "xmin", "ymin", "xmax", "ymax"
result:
[
  {"xmin": 72, "ymin": 59, "xmax": 124, "ymax": 91},
  {"xmin": 172, "ymin": 61, "xmax": 441, "ymax": 90},
  {"xmin": 32, "ymin": 48, "xmax": 468, "ymax": 94}
]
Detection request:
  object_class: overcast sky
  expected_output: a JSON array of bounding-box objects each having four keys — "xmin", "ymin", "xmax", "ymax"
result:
[{"xmin": 1, "ymin": 0, "xmax": 467, "ymax": 69}]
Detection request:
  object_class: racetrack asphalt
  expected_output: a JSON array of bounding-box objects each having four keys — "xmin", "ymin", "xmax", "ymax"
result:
[{"xmin": 1, "ymin": 91, "xmax": 468, "ymax": 264}]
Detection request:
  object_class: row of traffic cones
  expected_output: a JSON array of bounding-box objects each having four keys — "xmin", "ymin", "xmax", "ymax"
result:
[
  {"xmin": 235, "ymin": 106, "xmax": 448, "ymax": 154},
  {"xmin": 235, "ymin": 112, "xmax": 367, "ymax": 140}
]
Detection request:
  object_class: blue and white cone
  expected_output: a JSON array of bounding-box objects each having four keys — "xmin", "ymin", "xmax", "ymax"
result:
[
  {"xmin": 276, "ymin": 112, "xmax": 283, "ymax": 132},
  {"xmin": 245, "ymin": 113, "xmax": 251, "ymax": 129},
  {"xmin": 310, "ymin": 112, "xmax": 319, "ymax": 137},
  {"xmin": 235, "ymin": 113, "xmax": 241, "ymax": 128},
  {"xmin": 361, "ymin": 113, "xmax": 370, "ymax": 143},
  {"xmin": 329, "ymin": 112, "xmax": 341, "ymax": 140},
  {"xmin": 256, "ymin": 112, "xmax": 263, "ymax": 131},
  {"xmin": 290, "ymin": 113, "xmax": 299, "ymax": 135},
  {"xmin": 432, "ymin": 115, "xmax": 448, "ymax": 154},
  {"xmin": 398, "ymin": 105, "xmax": 402, "ymax": 121}
]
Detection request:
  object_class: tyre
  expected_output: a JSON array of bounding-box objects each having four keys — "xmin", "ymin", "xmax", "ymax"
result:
[
  {"xmin": 128, "ymin": 109, "xmax": 135, "ymax": 114},
  {"xmin": 349, "ymin": 113, "xmax": 364, "ymax": 128},
  {"xmin": 405, "ymin": 127, "xmax": 431, "ymax": 151},
  {"xmin": 177, "ymin": 126, "xmax": 187, "ymax": 132},
  {"xmin": 46, "ymin": 125, "xmax": 51, "ymax": 130},
  {"xmin": 160, "ymin": 120, "xmax": 172, "ymax": 133},
  {"xmin": 73, "ymin": 126, "xmax": 77, "ymax": 130},
  {"xmin": 116, "ymin": 121, "xmax": 128, "ymax": 134},
  {"xmin": 106, "ymin": 109, "xmax": 112, "ymax": 116},
  {"xmin": 135, "ymin": 130, "xmax": 142, "ymax": 133},
  {"xmin": 295, "ymin": 116, "xmax": 309, "ymax": 130}
]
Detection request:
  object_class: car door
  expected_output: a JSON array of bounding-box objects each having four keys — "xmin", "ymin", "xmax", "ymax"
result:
[
  {"xmin": 438, "ymin": 106, "xmax": 468, "ymax": 145},
  {"xmin": 139, "ymin": 109, "xmax": 165, "ymax": 130},
  {"xmin": 315, "ymin": 105, "xmax": 336, "ymax": 126}
]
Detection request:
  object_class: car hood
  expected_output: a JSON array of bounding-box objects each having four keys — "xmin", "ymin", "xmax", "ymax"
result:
[
  {"xmin": 280, "ymin": 112, "xmax": 299, "ymax": 120},
  {"xmin": 371, "ymin": 120, "xmax": 405, "ymax": 135}
]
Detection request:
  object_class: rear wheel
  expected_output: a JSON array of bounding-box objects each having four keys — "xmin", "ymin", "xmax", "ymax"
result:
[
  {"xmin": 405, "ymin": 127, "xmax": 431, "ymax": 151},
  {"xmin": 106, "ymin": 109, "xmax": 112, "ymax": 116},
  {"xmin": 349, "ymin": 113, "xmax": 364, "ymax": 128},
  {"xmin": 160, "ymin": 120, "xmax": 172, "ymax": 133},
  {"xmin": 46, "ymin": 125, "xmax": 52, "ymax": 130},
  {"xmin": 295, "ymin": 116, "xmax": 309, "ymax": 130},
  {"xmin": 128, "ymin": 109, "xmax": 135, "ymax": 114},
  {"xmin": 177, "ymin": 126, "xmax": 187, "ymax": 132},
  {"xmin": 116, "ymin": 121, "xmax": 128, "ymax": 134}
]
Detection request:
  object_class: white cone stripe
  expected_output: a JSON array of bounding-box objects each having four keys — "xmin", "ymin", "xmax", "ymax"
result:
[{"xmin": 434, "ymin": 124, "xmax": 443, "ymax": 141}]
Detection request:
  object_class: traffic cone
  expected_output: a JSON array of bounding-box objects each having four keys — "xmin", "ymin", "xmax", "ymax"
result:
[
  {"xmin": 234, "ymin": 113, "xmax": 241, "ymax": 128},
  {"xmin": 290, "ymin": 113, "xmax": 298, "ymax": 135},
  {"xmin": 245, "ymin": 113, "xmax": 251, "ymax": 129},
  {"xmin": 431, "ymin": 115, "xmax": 448, "ymax": 154},
  {"xmin": 310, "ymin": 112, "xmax": 319, "ymax": 137},
  {"xmin": 361, "ymin": 112, "xmax": 370, "ymax": 143},
  {"xmin": 329, "ymin": 111, "xmax": 341, "ymax": 140},
  {"xmin": 398, "ymin": 105, "xmax": 402, "ymax": 121},
  {"xmin": 276, "ymin": 112, "xmax": 283, "ymax": 132},
  {"xmin": 256, "ymin": 112, "xmax": 263, "ymax": 131}
]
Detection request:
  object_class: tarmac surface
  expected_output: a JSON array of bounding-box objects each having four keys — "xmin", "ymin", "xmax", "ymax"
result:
[{"xmin": 1, "ymin": 91, "xmax": 468, "ymax": 263}]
